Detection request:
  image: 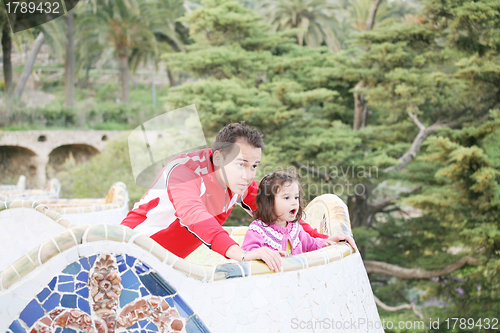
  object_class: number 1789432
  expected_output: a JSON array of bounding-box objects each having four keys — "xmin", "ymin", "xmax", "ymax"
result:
[{"xmin": 5, "ymin": 1, "xmax": 60, "ymax": 14}]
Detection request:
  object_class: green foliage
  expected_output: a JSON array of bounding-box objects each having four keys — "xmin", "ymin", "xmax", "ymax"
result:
[
  {"xmin": 0, "ymin": 99, "xmax": 165, "ymax": 130},
  {"xmin": 56, "ymin": 135, "xmax": 145, "ymax": 208},
  {"xmin": 162, "ymin": 0, "xmax": 500, "ymax": 321},
  {"xmin": 3, "ymin": 0, "xmax": 499, "ymax": 322}
]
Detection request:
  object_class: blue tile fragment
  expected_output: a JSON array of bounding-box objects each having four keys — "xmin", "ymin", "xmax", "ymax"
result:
[
  {"xmin": 19, "ymin": 299, "xmax": 44, "ymax": 328},
  {"xmin": 116, "ymin": 255, "xmax": 127, "ymax": 272},
  {"xmin": 48, "ymin": 277, "xmax": 57, "ymax": 290},
  {"xmin": 239, "ymin": 261, "xmax": 251, "ymax": 277},
  {"xmin": 55, "ymin": 328, "xmax": 62, "ymax": 333},
  {"xmin": 185, "ymin": 315, "xmax": 211, "ymax": 333},
  {"xmin": 77, "ymin": 271, "xmax": 88, "ymax": 283},
  {"xmin": 139, "ymin": 319, "xmax": 149, "ymax": 328},
  {"xmin": 79, "ymin": 258, "xmax": 90, "ymax": 271},
  {"xmin": 116, "ymin": 254, "xmax": 124, "ymax": 264},
  {"xmin": 119, "ymin": 289, "xmax": 139, "ymax": 307},
  {"xmin": 130, "ymin": 323, "xmax": 139, "ymax": 329},
  {"xmin": 140, "ymin": 287, "xmax": 150, "ymax": 297},
  {"xmin": 9, "ymin": 320, "xmax": 26, "ymax": 333},
  {"xmin": 88, "ymin": 255, "xmax": 97, "ymax": 267},
  {"xmin": 62, "ymin": 262, "xmax": 81, "ymax": 275},
  {"xmin": 42, "ymin": 293, "xmax": 60, "ymax": 311},
  {"xmin": 121, "ymin": 270, "xmax": 140, "ymax": 290},
  {"xmin": 58, "ymin": 282, "xmax": 74, "ymax": 292},
  {"xmin": 126, "ymin": 255, "xmax": 136, "ymax": 267},
  {"xmin": 146, "ymin": 322, "xmax": 158, "ymax": 331},
  {"xmin": 173, "ymin": 295, "xmax": 194, "ymax": 317},
  {"xmin": 139, "ymin": 272, "xmax": 176, "ymax": 296},
  {"xmin": 61, "ymin": 329, "xmax": 77, "ymax": 333},
  {"xmin": 165, "ymin": 297, "xmax": 174, "ymax": 307},
  {"xmin": 59, "ymin": 275, "xmax": 73, "ymax": 282},
  {"xmin": 37, "ymin": 288, "xmax": 51, "ymax": 302},
  {"xmin": 134, "ymin": 261, "xmax": 151, "ymax": 274},
  {"xmin": 61, "ymin": 294, "xmax": 77, "ymax": 308},
  {"xmin": 78, "ymin": 297, "xmax": 91, "ymax": 314},
  {"xmin": 76, "ymin": 287, "xmax": 89, "ymax": 298},
  {"xmin": 75, "ymin": 282, "xmax": 86, "ymax": 290},
  {"xmin": 215, "ymin": 263, "xmax": 244, "ymax": 279}
]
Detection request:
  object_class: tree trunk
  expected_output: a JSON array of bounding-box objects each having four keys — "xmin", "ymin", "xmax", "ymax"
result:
[
  {"xmin": 365, "ymin": 0, "xmax": 382, "ymax": 31},
  {"xmin": 353, "ymin": 81, "xmax": 365, "ymax": 130},
  {"xmin": 64, "ymin": 11, "xmax": 75, "ymax": 108},
  {"xmin": 13, "ymin": 32, "xmax": 45, "ymax": 99},
  {"xmin": 347, "ymin": 187, "xmax": 373, "ymax": 229},
  {"xmin": 352, "ymin": 0, "xmax": 383, "ymax": 130},
  {"xmin": 166, "ymin": 66, "xmax": 176, "ymax": 87},
  {"xmin": 2, "ymin": 22, "xmax": 13, "ymax": 95},
  {"xmin": 119, "ymin": 55, "xmax": 130, "ymax": 103}
]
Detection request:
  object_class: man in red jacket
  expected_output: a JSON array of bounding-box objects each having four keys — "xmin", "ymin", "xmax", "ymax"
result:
[{"xmin": 121, "ymin": 122, "xmax": 356, "ymax": 272}]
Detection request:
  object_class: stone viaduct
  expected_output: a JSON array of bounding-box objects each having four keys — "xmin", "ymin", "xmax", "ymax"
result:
[{"xmin": 0, "ymin": 131, "xmax": 130, "ymax": 188}]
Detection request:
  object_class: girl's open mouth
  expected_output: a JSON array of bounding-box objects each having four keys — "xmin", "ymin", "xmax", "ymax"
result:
[{"xmin": 289, "ymin": 209, "xmax": 297, "ymax": 215}]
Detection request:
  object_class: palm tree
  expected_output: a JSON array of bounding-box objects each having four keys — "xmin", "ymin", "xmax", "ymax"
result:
[
  {"xmin": 76, "ymin": 0, "xmax": 162, "ymax": 103},
  {"xmin": 259, "ymin": 0, "xmax": 342, "ymax": 52},
  {"xmin": 1, "ymin": 5, "xmax": 13, "ymax": 95}
]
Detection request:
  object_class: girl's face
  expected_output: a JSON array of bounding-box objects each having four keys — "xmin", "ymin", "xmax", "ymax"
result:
[{"xmin": 273, "ymin": 181, "xmax": 300, "ymax": 224}]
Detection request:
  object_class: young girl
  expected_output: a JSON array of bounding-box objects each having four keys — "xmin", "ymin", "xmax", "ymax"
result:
[{"xmin": 242, "ymin": 171, "xmax": 336, "ymax": 256}]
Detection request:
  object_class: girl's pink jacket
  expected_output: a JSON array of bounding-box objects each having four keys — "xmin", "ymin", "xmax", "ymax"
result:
[{"xmin": 242, "ymin": 219, "xmax": 327, "ymax": 255}]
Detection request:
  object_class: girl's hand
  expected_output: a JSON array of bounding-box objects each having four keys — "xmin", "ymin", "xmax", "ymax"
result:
[
  {"xmin": 322, "ymin": 239, "xmax": 336, "ymax": 247},
  {"xmin": 245, "ymin": 247, "xmax": 284, "ymax": 272},
  {"xmin": 327, "ymin": 233, "xmax": 358, "ymax": 252},
  {"xmin": 278, "ymin": 250, "xmax": 289, "ymax": 257}
]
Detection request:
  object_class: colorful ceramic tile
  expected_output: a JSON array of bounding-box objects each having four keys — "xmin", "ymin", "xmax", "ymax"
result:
[{"xmin": 214, "ymin": 263, "xmax": 245, "ymax": 280}]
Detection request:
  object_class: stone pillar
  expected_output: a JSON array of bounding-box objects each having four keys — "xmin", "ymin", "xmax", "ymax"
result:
[{"xmin": 33, "ymin": 155, "xmax": 49, "ymax": 189}]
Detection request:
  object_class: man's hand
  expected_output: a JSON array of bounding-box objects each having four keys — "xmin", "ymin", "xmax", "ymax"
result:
[
  {"xmin": 245, "ymin": 246, "xmax": 286, "ymax": 272},
  {"xmin": 327, "ymin": 232, "xmax": 358, "ymax": 252},
  {"xmin": 245, "ymin": 247, "xmax": 284, "ymax": 272},
  {"xmin": 225, "ymin": 245, "xmax": 284, "ymax": 272}
]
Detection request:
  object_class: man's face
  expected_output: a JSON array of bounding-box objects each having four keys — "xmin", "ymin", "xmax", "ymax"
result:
[{"xmin": 214, "ymin": 139, "xmax": 262, "ymax": 195}]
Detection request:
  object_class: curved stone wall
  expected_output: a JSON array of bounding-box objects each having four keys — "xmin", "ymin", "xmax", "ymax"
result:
[
  {"xmin": 0, "ymin": 223, "xmax": 383, "ymax": 333},
  {"xmin": 0, "ymin": 193, "xmax": 384, "ymax": 332}
]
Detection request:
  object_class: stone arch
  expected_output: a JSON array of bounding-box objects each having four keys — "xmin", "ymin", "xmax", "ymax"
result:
[
  {"xmin": 0, "ymin": 146, "xmax": 38, "ymax": 187},
  {"xmin": 47, "ymin": 144, "xmax": 100, "ymax": 176}
]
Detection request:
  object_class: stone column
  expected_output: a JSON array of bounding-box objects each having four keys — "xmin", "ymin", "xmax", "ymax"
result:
[{"xmin": 33, "ymin": 155, "xmax": 49, "ymax": 189}]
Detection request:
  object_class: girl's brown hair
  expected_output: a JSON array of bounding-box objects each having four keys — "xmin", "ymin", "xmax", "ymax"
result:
[{"xmin": 253, "ymin": 171, "xmax": 304, "ymax": 224}]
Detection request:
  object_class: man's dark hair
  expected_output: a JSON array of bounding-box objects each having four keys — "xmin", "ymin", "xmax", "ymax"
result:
[
  {"xmin": 253, "ymin": 171, "xmax": 304, "ymax": 224},
  {"xmin": 212, "ymin": 122, "xmax": 265, "ymax": 157}
]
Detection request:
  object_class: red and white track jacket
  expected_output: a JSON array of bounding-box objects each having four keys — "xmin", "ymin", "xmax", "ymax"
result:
[{"xmin": 121, "ymin": 148, "xmax": 327, "ymax": 259}]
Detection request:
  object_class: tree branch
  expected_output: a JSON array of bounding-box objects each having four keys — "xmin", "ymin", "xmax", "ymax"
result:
[
  {"xmin": 364, "ymin": 256, "xmax": 479, "ymax": 279},
  {"xmin": 13, "ymin": 32, "xmax": 45, "ymax": 98},
  {"xmin": 369, "ymin": 185, "xmax": 423, "ymax": 213},
  {"xmin": 373, "ymin": 296, "xmax": 424, "ymax": 319},
  {"xmin": 384, "ymin": 112, "xmax": 447, "ymax": 173}
]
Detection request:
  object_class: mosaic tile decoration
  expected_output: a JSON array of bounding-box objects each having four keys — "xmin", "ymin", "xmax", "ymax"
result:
[
  {"xmin": 0, "ymin": 224, "xmax": 381, "ymax": 332},
  {"xmin": 0, "ymin": 175, "xmax": 26, "ymax": 191},
  {"xmin": 37, "ymin": 182, "xmax": 129, "ymax": 215},
  {"xmin": 303, "ymin": 194, "xmax": 353, "ymax": 237},
  {"xmin": 0, "ymin": 194, "xmax": 383, "ymax": 332},
  {"xmin": 0, "ymin": 201, "xmax": 74, "ymax": 272},
  {"xmin": 0, "ymin": 178, "xmax": 60, "ymax": 203},
  {"xmin": 7, "ymin": 253, "xmax": 209, "ymax": 333}
]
